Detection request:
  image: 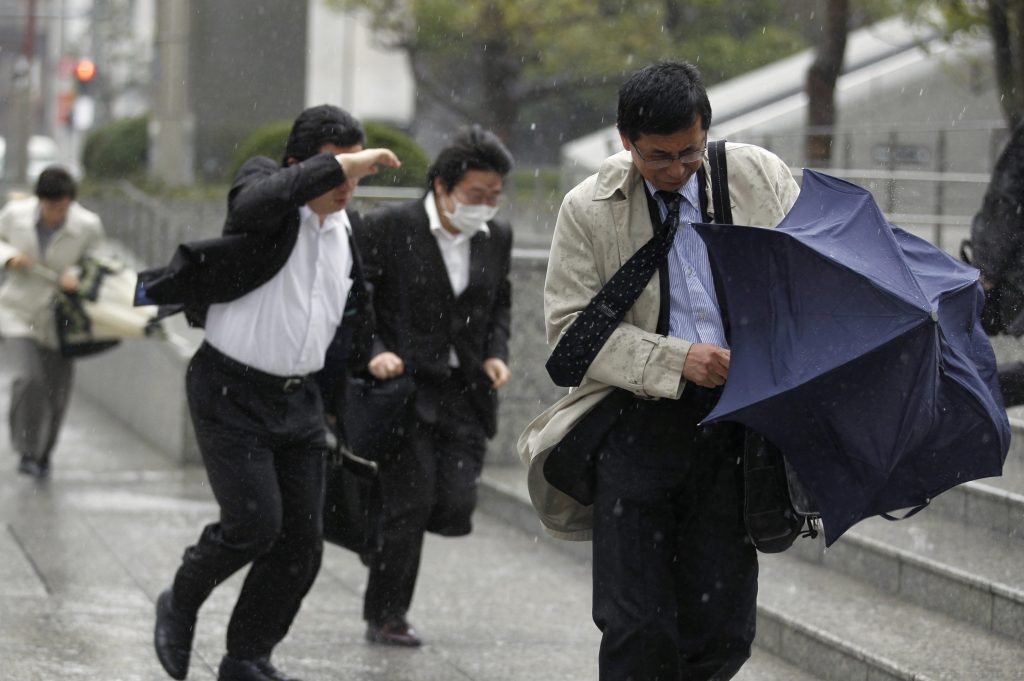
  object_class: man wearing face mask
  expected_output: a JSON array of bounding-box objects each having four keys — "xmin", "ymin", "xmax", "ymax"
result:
[{"xmin": 352, "ymin": 126, "xmax": 513, "ymax": 646}]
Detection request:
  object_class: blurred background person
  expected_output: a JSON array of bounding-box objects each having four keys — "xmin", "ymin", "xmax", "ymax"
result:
[
  {"xmin": 0, "ymin": 166, "xmax": 104, "ymax": 479},
  {"xmin": 968, "ymin": 122, "xmax": 1024, "ymax": 406}
]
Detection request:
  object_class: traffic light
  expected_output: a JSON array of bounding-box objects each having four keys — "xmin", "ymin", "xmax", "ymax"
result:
[{"xmin": 73, "ymin": 59, "xmax": 96, "ymax": 95}]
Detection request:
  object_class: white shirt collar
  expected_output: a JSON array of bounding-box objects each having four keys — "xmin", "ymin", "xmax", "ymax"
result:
[{"xmin": 299, "ymin": 204, "xmax": 350, "ymax": 235}]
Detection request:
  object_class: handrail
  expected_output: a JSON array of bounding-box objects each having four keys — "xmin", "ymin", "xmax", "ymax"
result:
[{"xmin": 791, "ymin": 167, "xmax": 991, "ymax": 184}]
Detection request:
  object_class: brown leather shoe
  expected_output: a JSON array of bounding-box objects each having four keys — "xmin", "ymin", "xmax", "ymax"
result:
[{"xmin": 365, "ymin": 617, "xmax": 422, "ymax": 647}]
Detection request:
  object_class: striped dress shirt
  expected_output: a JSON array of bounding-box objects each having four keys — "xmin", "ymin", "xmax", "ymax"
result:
[{"xmin": 645, "ymin": 175, "xmax": 729, "ymax": 348}]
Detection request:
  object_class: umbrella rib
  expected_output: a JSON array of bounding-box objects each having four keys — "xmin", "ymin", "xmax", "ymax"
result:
[
  {"xmin": 798, "ymin": 245, "xmax": 932, "ymax": 315},
  {"xmin": 725, "ymin": 318, "xmax": 937, "ymax": 417}
]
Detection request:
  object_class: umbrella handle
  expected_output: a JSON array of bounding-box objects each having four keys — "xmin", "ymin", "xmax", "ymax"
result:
[{"xmin": 880, "ymin": 502, "xmax": 929, "ymax": 522}]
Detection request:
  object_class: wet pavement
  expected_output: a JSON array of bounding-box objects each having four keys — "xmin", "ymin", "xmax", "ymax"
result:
[
  {"xmin": 0, "ymin": 346, "xmax": 825, "ymax": 681},
  {"xmin": 0, "ymin": 351, "xmax": 604, "ymax": 681}
]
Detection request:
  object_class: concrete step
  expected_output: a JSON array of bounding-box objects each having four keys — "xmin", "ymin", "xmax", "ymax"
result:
[
  {"xmin": 790, "ymin": 511, "xmax": 1024, "ymax": 643},
  {"xmin": 1004, "ymin": 414, "xmax": 1024, "ymax": 463},
  {"xmin": 733, "ymin": 646, "xmax": 824, "ymax": 681},
  {"xmin": 757, "ymin": 551, "xmax": 1024, "ymax": 681},
  {"xmin": 927, "ymin": 425, "xmax": 1024, "ymax": 540},
  {"xmin": 481, "ymin": 461, "xmax": 1024, "ymax": 680},
  {"xmin": 477, "ymin": 466, "xmax": 825, "ymax": 680}
]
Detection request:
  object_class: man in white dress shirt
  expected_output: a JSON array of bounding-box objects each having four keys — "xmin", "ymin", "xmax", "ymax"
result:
[{"xmin": 150, "ymin": 105, "xmax": 399, "ymax": 681}]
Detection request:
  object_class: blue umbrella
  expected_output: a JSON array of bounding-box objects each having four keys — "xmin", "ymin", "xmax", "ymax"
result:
[{"xmin": 694, "ymin": 169, "xmax": 1010, "ymax": 545}]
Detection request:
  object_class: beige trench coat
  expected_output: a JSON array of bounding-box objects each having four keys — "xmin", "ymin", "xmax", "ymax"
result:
[
  {"xmin": 0, "ymin": 196, "xmax": 104, "ymax": 349},
  {"xmin": 518, "ymin": 143, "xmax": 800, "ymax": 540}
]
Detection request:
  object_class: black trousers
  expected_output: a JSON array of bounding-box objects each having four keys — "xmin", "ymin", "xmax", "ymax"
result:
[
  {"xmin": 171, "ymin": 343, "xmax": 328, "ymax": 660},
  {"xmin": 998, "ymin": 361, "xmax": 1024, "ymax": 407},
  {"xmin": 592, "ymin": 387, "xmax": 757, "ymax": 681},
  {"xmin": 363, "ymin": 375, "xmax": 487, "ymax": 624},
  {"xmin": 6, "ymin": 338, "xmax": 73, "ymax": 466}
]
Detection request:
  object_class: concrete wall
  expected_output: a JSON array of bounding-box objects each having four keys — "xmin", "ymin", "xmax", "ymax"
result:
[{"xmin": 75, "ymin": 318, "xmax": 203, "ymax": 464}]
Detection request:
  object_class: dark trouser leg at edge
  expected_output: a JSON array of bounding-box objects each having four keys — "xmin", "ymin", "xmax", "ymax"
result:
[
  {"xmin": 998, "ymin": 361, "xmax": 1024, "ymax": 408},
  {"xmin": 7, "ymin": 338, "xmax": 73, "ymax": 475},
  {"xmin": 156, "ymin": 348, "xmax": 327, "ymax": 679},
  {"xmin": 364, "ymin": 377, "xmax": 485, "ymax": 645},
  {"xmin": 591, "ymin": 392, "xmax": 758, "ymax": 681}
]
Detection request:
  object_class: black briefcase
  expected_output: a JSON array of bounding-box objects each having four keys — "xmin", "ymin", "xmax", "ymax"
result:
[
  {"xmin": 742, "ymin": 430, "xmax": 819, "ymax": 553},
  {"xmin": 322, "ymin": 444, "xmax": 382, "ymax": 555},
  {"xmin": 542, "ymin": 389, "xmax": 633, "ymax": 506}
]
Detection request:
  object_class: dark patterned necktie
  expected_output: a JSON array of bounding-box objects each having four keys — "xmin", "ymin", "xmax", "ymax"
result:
[{"xmin": 545, "ymin": 190, "xmax": 683, "ymax": 387}]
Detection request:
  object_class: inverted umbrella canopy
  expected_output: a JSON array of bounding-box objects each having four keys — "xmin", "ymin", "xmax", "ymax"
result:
[{"xmin": 694, "ymin": 170, "xmax": 1010, "ymax": 545}]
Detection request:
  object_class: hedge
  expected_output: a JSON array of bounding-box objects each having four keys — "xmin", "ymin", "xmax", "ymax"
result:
[
  {"xmin": 225, "ymin": 120, "xmax": 429, "ymax": 187},
  {"xmin": 81, "ymin": 115, "xmax": 149, "ymax": 179}
]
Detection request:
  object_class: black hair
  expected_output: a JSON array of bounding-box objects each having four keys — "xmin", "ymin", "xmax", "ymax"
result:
[
  {"xmin": 283, "ymin": 104, "xmax": 365, "ymax": 165},
  {"xmin": 34, "ymin": 166, "xmax": 77, "ymax": 201},
  {"xmin": 426, "ymin": 125, "xmax": 514, "ymax": 192},
  {"xmin": 616, "ymin": 61, "xmax": 712, "ymax": 141}
]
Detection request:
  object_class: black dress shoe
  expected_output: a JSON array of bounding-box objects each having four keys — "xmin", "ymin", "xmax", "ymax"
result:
[
  {"xmin": 366, "ymin": 617, "xmax": 422, "ymax": 647},
  {"xmin": 154, "ymin": 589, "xmax": 196, "ymax": 680},
  {"xmin": 218, "ymin": 655, "xmax": 302, "ymax": 681}
]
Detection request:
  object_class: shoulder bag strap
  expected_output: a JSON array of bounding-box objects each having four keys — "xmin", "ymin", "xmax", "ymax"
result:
[{"xmin": 708, "ymin": 140, "xmax": 733, "ymax": 225}]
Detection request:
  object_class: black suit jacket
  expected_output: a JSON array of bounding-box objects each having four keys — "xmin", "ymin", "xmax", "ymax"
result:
[
  {"xmin": 356, "ymin": 198, "xmax": 512, "ymax": 438},
  {"xmin": 136, "ymin": 152, "xmax": 373, "ymax": 369},
  {"xmin": 136, "ymin": 153, "xmax": 351, "ymax": 319}
]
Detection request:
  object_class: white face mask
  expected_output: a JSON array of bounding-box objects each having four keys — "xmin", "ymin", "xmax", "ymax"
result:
[{"xmin": 444, "ymin": 199, "xmax": 498, "ymax": 236}]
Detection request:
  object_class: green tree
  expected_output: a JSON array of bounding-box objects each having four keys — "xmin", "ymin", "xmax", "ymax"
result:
[
  {"xmin": 82, "ymin": 115, "xmax": 149, "ymax": 179},
  {"xmin": 900, "ymin": 0, "xmax": 1024, "ymax": 128},
  {"xmin": 807, "ymin": 0, "xmax": 852, "ymax": 165},
  {"xmin": 332, "ymin": 0, "xmax": 809, "ymax": 148}
]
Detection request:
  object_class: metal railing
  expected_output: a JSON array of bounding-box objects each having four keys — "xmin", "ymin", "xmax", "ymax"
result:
[
  {"xmin": 82, "ymin": 140, "xmax": 998, "ymax": 266},
  {"xmin": 788, "ymin": 167, "xmax": 984, "ymax": 254}
]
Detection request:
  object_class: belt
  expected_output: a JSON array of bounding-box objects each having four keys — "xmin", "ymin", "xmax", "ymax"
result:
[{"xmin": 199, "ymin": 342, "xmax": 311, "ymax": 394}]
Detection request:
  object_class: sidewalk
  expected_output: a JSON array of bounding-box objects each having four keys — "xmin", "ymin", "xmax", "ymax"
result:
[{"xmin": 0, "ymin": 352, "xmax": 812, "ymax": 681}]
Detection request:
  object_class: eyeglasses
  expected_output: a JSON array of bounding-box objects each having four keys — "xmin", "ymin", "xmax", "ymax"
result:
[
  {"xmin": 454, "ymin": 188, "xmax": 503, "ymax": 207},
  {"xmin": 631, "ymin": 142, "xmax": 707, "ymax": 170}
]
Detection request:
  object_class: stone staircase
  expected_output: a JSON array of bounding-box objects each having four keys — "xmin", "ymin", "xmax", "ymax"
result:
[{"xmin": 479, "ymin": 415, "xmax": 1024, "ymax": 681}]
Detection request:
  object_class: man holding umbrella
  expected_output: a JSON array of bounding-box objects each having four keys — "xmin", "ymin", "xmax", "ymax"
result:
[{"xmin": 521, "ymin": 60, "xmax": 799, "ymax": 681}]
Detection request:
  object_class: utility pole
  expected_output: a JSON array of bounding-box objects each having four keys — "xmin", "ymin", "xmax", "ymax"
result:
[
  {"xmin": 150, "ymin": 0, "xmax": 194, "ymax": 185},
  {"xmin": 6, "ymin": 0, "xmax": 37, "ymax": 187}
]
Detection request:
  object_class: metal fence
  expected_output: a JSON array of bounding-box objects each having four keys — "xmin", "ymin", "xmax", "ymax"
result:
[
  {"xmin": 83, "ymin": 119, "xmax": 1008, "ymax": 265},
  {"xmin": 738, "ymin": 122, "xmax": 1010, "ymax": 254}
]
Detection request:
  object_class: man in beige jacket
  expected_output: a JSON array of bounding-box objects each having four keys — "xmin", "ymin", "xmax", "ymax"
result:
[
  {"xmin": 0, "ymin": 167, "xmax": 104, "ymax": 477},
  {"xmin": 519, "ymin": 61, "xmax": 799, "ymax": 680}
]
